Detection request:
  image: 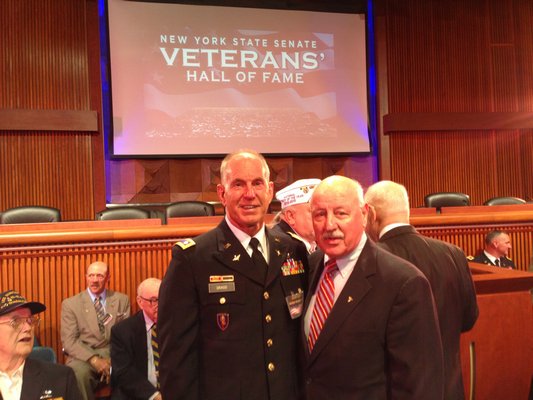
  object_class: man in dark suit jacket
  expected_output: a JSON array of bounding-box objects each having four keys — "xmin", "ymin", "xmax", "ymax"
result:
[
  {"xmin": 111, "ymin": 278, "xmax": 162, "ymax": 400},
  {"xmin": 158, "ymin": 150, "xmax": 308, "ymax": 400},
  {"xmin": 365, "ymin": 180, "xmax": 479, "ymax": 400},
  {"xmin": 303, "ymin": 176, "xmax": 443, "ymax": 400},
  {"xmin": 0, "ymin": 289, "xmax": 83, "ymax": 400},
  {"xmin": 21, "ymin": 358, "xmax": 82, "ymax": 400},
  {"xmin": 471, "ymin": 230, "xmax": 516, "ymax": 268}
]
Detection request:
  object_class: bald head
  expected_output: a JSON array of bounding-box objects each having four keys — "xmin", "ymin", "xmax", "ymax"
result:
[
  {"xmin": 137, "ymin": 278, "xmax": 161, "ymax": 323},
  {"xmin": 364, "ymin": 180, "xmax": 410, "ymax": 241}
]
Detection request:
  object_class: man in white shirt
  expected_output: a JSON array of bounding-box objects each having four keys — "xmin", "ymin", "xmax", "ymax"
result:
[
  {"xmin": 0, "ymin": 290, "xmax": 82, "ymax": 400},
  {"xmin": 111, "ymin": 278, "xmax": 162, "ymax": 400}
]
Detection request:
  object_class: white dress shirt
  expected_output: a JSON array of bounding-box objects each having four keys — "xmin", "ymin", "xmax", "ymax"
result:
[
  {"xmin": 304, "ymin": 234, "xmax": 367, "ymax": 337},
  {"xmin": 0, "ymin": 362, "xmax": 24, "ymax": 400}
]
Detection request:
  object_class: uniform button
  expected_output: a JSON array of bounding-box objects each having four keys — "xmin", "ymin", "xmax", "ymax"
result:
[
  {"xmin": 219, "ymin": 297, "xmax": 226, "ymax": 304},
  {"xmin": 263, "ymin": 291, "xmax": 270, "ymax": 300},
  {"xmin": 265, "ymin": 314, "xmax": 272, "ymax": 323},
  {"xmin": 266, "ymin": 338, "xmax": 273, "ymax": 347},
  {"xmin": 267, "ymin": 362, "xmax": 275, "ymax": 372}
]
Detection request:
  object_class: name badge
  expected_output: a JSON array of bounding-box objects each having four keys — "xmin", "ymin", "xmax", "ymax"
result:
[
  {"xmin": 285, "ymin": 291, "xmax": 304, "ymax": 319},
  {"xmin": 208, "ymin": 282, "xmax": 236, "ymax": 293}
]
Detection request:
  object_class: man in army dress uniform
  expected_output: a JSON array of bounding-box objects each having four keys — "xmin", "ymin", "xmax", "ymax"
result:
[
  {"xmin": 471, "ymin": 230, "xmax": 516, "ymax": 268},
  {"xmin": 271, "ymin": 178, "xmax": 321, "ymax": 254},
  {"xmin": 158, "ymin": 149, "xmax": 309, "ymax": 400}
]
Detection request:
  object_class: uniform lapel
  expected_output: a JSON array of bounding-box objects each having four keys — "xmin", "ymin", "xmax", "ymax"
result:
[
  {"xmin": 264, "ymin": 229, "xmax": 289, "ymax": 287},
  {"xmin": 307, "ymin": 241, "xmax": 376, "ymax": 364},
  {"xmin": 213, "ymin": 221, "xmax": 265, "ymax": 285}
]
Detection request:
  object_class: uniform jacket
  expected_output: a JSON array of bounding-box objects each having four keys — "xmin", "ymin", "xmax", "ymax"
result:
[
  {"xmin": 111, "ymin": 311, "xmax": 158, "ymax": 400},
  {"xmin": 61, "ymin": 289, "xmax": 130, "ymax": 362},
  {"xmin": 21, "ymin": 358, "xmax": 83, "ymax": 400},
  {"xmin": 158, "ymin": 220, "xmax": 308, "ymax": 400},
  {"xmin": 302, "ymin": 240, "xmax": 444, "ymax": 400},
  {"xmin": 471, "ymin": 251, "xmax": 515, "ymax": 269},
  {"xmin": 380, "ymin": 225, "xmax": 479, "ymax": 400}
]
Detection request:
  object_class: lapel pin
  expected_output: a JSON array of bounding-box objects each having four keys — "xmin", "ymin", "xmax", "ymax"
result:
[
  {"xmin": 232, "ymin": 254, "xmax": 241, "ymax": 262},
  {"xmin": 276, "ymin": 249, "xmax": 281, "ymax": 256},
  {"xmin": 224, "ymin": 242, "xmax": 231, "ymax": 249},
  {"xmin": 347, "ymin": 296, "xmax": 354, "ymax": 303}
]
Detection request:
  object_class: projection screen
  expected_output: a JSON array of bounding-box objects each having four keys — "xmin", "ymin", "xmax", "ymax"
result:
[{"xmin": 107, "ymin": 0, "xmax": 369, "ymax": 156}]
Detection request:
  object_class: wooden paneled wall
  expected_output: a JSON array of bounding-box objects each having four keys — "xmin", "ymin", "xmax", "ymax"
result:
[
  {"xmin": 2, "ymin": 0, "xmax": 533, "ymax": 219},
  {"xmin": 0, "ymin": 0, "xmax": 105, "ymax": 221},
  {"xmin": 376, "ymin": 0, "xmax": 533, "ymax": 205}
]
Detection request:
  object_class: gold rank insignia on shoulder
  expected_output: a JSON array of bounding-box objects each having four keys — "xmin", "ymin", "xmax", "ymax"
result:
[
  {"xmin": 175, "ymin": 238, "xmax": 196, "ymax": 250},
  {"xmin": 466, "ymin": 255, "xmax": 474, "ymax": 261}
]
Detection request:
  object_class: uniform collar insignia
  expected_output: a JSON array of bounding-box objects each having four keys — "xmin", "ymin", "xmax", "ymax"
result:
[{"xmin": 232, "ymin": 254, "xmax": 241, "ymax": 262}]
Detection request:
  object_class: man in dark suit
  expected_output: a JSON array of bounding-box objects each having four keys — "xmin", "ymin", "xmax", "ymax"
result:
[
  {"xmin": 303, "ymin": 176, "xmax": 443, "ymax": 400},
  {"xmin": 61, "ymin": 261, "xmax": 130, "ymax": 400},
  {"xmin": 111, "ymin": 278, "xmax": 162, "ymax": 400},
  {"xmin": 471, "ymin": 230, "xmax": 516, "ymax": 268},
  {"xmin": 158, "ymin": 149, "xmax": 308, "ymax": 400},
  {"xmin": 365, "ymin": 180, "xmax": 479, "ymax": 400},
  {"xmin": 0, "ymin": 290, "xmax": 82, "ymax": 400},
  {"xmin": 271, "ymin": 178, "xmax": 321, "ymax": 254}
]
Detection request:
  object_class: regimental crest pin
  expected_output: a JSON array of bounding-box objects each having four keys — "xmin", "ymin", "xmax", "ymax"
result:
[
  {"xmin": 217, "ymin": 313, "xmax": 230, "ymax": 331},
  {"xmin": 232, "ymin": 254, "xmax": 241, "ymax": 261}
]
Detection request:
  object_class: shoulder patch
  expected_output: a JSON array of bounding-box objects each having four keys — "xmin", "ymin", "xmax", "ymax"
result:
[
  {"xmin": 287, "ymin": 231, "xmax": 304, "ymax": 243},
  {"xmin": 174, "ymin": 238, "xmax": 196, "ymax": 250},
  {"xmin": 466, "ymin": 255, "xmax": 474, "ymax": 261}
]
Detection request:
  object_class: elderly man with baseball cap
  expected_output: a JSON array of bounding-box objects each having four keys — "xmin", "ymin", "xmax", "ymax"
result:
[
  {"xmin": 272, "ymin": 178, "xmax": 321, "ymax": 253},
  {"xmin": 0, "ymin": 289, "xmax": 82, "ymax": 400}
]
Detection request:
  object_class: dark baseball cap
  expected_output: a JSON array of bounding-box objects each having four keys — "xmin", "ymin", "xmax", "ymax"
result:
[{"xmin": 0, "ymin": 290, "xmax": 46, "ymax": 317}]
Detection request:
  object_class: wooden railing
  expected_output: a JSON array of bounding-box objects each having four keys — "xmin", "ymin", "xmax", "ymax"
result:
[{"xmin": 1, "ymin": 207, "xmax": 532, "ymax": 367}]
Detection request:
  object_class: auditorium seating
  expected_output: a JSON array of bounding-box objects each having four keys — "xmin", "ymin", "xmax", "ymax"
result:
[
  {"xmin": 424, "ymin": 192, "xmax": 470, "ymax": 212},
  {"xmin": 165, "ymin": 201, "xmax": 215, "ymax": 219},
  {"xmin": 0, "ymin": 206, "xmax": 61, "ymax": 224},
  {"xmin": 483, "ymin": 196, "xmax": 526, "ymax": 206},
  {"xmin": 95, "ymin": 207, "xmax": 151, "ymax": 220}
]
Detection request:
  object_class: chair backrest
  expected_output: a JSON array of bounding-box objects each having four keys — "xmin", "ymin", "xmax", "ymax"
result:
[
  {"xmin": 0, "ymin": 206, "xmax": 61, "ymax": 224},
  {"xmin": 28, "ymin": 346, "xmax": 57, "ymax": 363},
  {"xmin": 483, "ymin": 196, "xmax": 526, "ymax": 206},
  {"xmin": 165, "ymin": 201, "xmax": 215, "ymax": 219},
  {"xmin": 95, "ymin": 207, "xmax": 151, "ymax": 221},
  {"xmin": 424, "ymin": 192, "xmax": 470, "ymax": 210}
]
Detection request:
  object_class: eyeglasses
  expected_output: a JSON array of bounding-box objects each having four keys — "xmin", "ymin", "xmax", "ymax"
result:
[
  {"xmin": 139, "ymin": 296, "xmax": 158, "ymax": 306},
  {"xmin": 0, "ymin": 315, "xmax": 40, "ymax": 330}
]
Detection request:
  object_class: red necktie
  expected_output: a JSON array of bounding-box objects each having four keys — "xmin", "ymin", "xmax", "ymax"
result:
[{"xmin": 308, "ymin": 259, "xmax": 338, "ymax": 352}]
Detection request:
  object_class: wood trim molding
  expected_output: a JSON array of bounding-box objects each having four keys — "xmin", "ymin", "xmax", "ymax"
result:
[
  {"xmin": 0, "ymin": 109, "xmax": 98, "ymax": 132},
  {"xmin": 383, "ymin": 112, "xmax": 533, "ymax": 133}
]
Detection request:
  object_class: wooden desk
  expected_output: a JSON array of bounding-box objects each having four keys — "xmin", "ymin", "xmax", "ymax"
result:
[{"xmin": 461, "ymin": 263, "xmax": 533, "ymax": 400}]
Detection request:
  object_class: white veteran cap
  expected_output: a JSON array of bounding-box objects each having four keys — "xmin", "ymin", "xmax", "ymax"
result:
[{"xmin": 275, "ymin": 179, "xmax": 321, "ymax": 209}]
